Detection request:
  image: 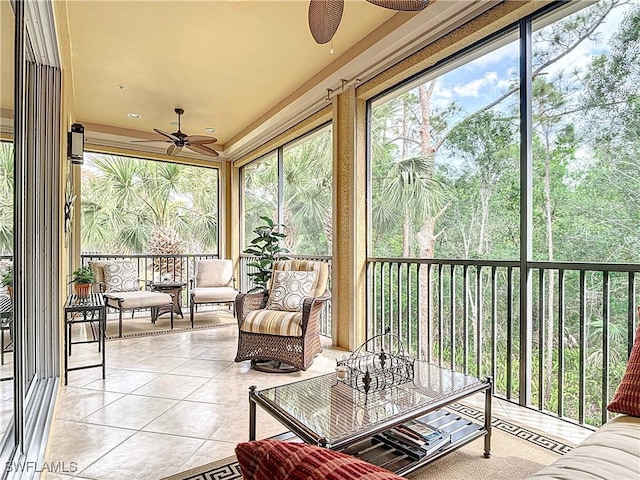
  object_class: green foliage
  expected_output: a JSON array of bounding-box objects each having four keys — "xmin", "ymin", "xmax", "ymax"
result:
[
  {"xmin": 243, "ymin": 127, "xmax": 333, "ymax": 256},
  {"xmin": 69, "ymin": 266, "xmax": 95, "ymax": 285},
  {"xmin": 81, "ymin": 154, "xmax": 219, "ymax": 254},
  {"xmin": 368, "ymin": 0, "xmax": 639, "ymax": 427},
  {"xmin": 1, "ymin": 265, "xmax": 12, "ymax": 287},
  {"xmin": 0, "ymin": 142, "xmax": 14, "ymax": 254},
  {"xmin": 243, "ymin": 216, "xmax": 289, "ymax": 293}
]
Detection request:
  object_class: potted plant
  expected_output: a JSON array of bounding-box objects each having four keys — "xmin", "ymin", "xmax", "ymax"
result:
[
  {"xmin": 243, "ymin": 216, "xmax": 289, "ymax": 294},
  {"xmin": 1, "ymin": 265, "xmax": 13, "ymax": 300},
  {"xmin": 70, "ymin": 265, "xmax": 96, "ymax": 299}
]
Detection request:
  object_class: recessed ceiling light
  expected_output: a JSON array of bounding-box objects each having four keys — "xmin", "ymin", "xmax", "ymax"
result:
[
  {"xmin": 204, "ymin": 127, "xmax": 217, "ymax": 133},
  {"xmin": 127, "ymin": 113, "xmax": 141, "ymax": 119},
  {"xmin": 117, "ymin": 84, "xmax": 126, "ymax": 90}
]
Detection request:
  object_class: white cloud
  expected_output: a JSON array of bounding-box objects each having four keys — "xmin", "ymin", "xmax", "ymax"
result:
[
  {"xmin": 434, "ymin": 82, "xmax": 453, "ymax": 99},
  {"xmin": 469, "ymin": 42, "xmax": 519, "ymax": 68},
  {"xmin": 452, "ymin": 71, "xmax": 500, "ymax": 97}
]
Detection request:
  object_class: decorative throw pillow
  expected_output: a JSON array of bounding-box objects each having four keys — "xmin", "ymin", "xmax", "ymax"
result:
[
  {"xmin": 607, "ymin": 309, "xmax": 640, "ymax": 416},
  {"xmin": 235, "ymin": 440, "xmax": 404, "ymax": 480},
  {"xmin": 266, "ymin": 270, "xmax": 316, "ymax": 312},
  {"xmin": 103, "ymin": 262, "xmax": 139, "ymax": 293}
]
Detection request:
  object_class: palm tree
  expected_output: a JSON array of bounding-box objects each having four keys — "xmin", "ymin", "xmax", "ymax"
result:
[
  {"xmin": 81, "ymin": 154, "xmax": 219, "ymax": 255},
  {"xmin": 0, "ymin": 142, "xmax": 14, "ymax": 254},
  {"xmin": 242, "ymin": 154, "xmax": 278, "ymax": 250},
  {"xmin": 282, "ymin": 128, "xmax": 332, "ymax": 254}
]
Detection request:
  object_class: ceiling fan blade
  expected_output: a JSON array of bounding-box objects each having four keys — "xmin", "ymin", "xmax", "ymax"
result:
[
  {"xmin": 166, "ymin": 144, "xmax": 183, "ymax": 156},
  {"xmin": 308, "ymin": 0, "xmax": 344, "ymax": 44},
  {"xmin": 154, "ymin": 128, "xmax": 181, "ymax": 142},
  {"xmin": 186, "ymin": 143, "xmax": 219, "ymax": 157},
  {"xmin": 131, "ymin": 139, "xmax": 171, "ymax": 143},
  {"xmin": 185, "ymin": 135, "xmax": 218, "ymax": 144},
  {"xmin": 365, "ymin": 0, "xmax": 430, "ymax": 11}
]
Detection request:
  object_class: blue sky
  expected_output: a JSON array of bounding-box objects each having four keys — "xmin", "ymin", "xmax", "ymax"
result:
[{"xmin": 428, "ymin": 1, "xmax": 635, "ymax": 121}]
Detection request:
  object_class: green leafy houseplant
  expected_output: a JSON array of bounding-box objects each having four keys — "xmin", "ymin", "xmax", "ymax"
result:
[
  {"xmin": 70, "ymin": 266, "xmax": 96, "ymax": 285},
  {"xmin": 243, "ymin": 216, "xmax": 289, "ymax": 293},
  {"xmin": 70, "ymin": 265, "xmax": 96, "ymax": 299}
]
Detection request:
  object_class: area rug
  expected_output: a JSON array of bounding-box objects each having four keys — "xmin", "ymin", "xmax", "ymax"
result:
[
  {"xmin": 162, "ymin": 403, "xmax": 576, "ymax": 480},
  {"xmin": 93, "ymin": 309, "xmax": 236, "ymax": 339}
]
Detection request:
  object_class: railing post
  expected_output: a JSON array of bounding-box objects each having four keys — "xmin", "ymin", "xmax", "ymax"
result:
[{"xmin": 518, "ymin": 17, "xmax": 533, "ymax": 407}]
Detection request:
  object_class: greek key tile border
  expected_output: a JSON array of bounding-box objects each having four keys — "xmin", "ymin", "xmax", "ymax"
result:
[
  {"xmin": 447, "ymin": 402, "xmax": 574, "ymax": 455},
  {"xmin": 174, "ymin": 402, "xmax": 575, "ymax": 480}
]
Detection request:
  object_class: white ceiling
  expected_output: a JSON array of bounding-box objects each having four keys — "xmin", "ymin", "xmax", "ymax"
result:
[{"xmin": 1, "ymin": 0, "xmax": 501, "ymax": 161}]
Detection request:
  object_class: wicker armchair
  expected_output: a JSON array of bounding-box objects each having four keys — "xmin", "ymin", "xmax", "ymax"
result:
[{"xmin": 234, "ymin": 259, "xmax": 331, "ymax": 372}]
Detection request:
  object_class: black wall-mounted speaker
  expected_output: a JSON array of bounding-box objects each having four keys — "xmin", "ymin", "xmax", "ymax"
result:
[{"xmin": 68, "ymin": 123, "xmax": 84, "ymax": 164}]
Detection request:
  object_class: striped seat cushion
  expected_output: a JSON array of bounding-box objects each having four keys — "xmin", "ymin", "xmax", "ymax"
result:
[
  {"xmin": 0, "ymin": 295, "xmax": 10, "ymax": 313},
  {"xmin": 241, "ymin": 309, "xmax": 302, "ymax": 336},
  {"xmin": 607, "ymin": 309, "xmax": 640, "ymax": 416},
  {"xmin": 235, "ymin": 440, "xmax": 403, "ymax": 480}
]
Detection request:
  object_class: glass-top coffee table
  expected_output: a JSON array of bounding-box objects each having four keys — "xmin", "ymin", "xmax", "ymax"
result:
[{"xmin": 249, "ymin": 362, "xmax": 492, "ymax": 476}]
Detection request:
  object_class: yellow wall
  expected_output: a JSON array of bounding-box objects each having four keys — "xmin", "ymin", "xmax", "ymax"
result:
[{"xmin": 54, "ymin": 0, "xmax": 74, "ymax": 383}]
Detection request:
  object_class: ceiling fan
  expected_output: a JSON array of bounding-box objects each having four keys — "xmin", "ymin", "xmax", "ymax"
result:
[
  {"xmin": 134, "ymin": 108, "xmax": 219, "ymax": 157},
  {"xmin": 308, "ymin": 0, "xmax": 430, "ymax": 44}
]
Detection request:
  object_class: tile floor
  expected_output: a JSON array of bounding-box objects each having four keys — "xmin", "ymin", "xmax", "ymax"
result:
[
  {"xmin": 0, "ymin": 324, "xmax": 14, "ymax": 440},
  {"xmin": 42, "ymin": 316, "xmax": 593, "ymax": 480}
]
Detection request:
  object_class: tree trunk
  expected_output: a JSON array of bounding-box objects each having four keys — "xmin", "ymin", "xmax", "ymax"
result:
[
  {"xmin": 417, "ymin": 82, "xmax": 438, "ymax": 361},
  {"xmin": 418, "ymin": 218, "xmax": 437, "ymax": 361},
  {"xmin": 283, "ymin": 208, "xmax": 296, "ymax": 251},
  {"xmin": 543, "ymin": 144, "xmax": 555, "ymax": 405},
  {"xmin": 402, "ymin": 95, "xmax": 411, "ymax": 257},
  {"xmin": 478, "ymin": 187, "xmax": 491, "ymax": 256},
  {"xmin": 323, "ymin": 210, "xmax": 333, "ymax": 253}
]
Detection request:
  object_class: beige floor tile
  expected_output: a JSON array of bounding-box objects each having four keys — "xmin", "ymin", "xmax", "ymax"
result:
[
  {"xmin": 40, "ymin": 474, "xmax": 75, "ymax": 480},
  {"xmin": 209, "ymin": 403, "xmax": 287, "ymax": 443},
  {"xmin": 178, "ymin": 439, "xmax": 238, "ymax": 471},
  {"xmin": 64, "ymin": 367, "xmax": 113, "ymax": 389},
  {"xmin": 189, "ymin": 328, "xmax": 237, "ymax": 344},
  {"xmin": 0, "ymin": 361, "xmax": 14, "ymax": 382},
  {"xmin": 46, "ymin": 420, "xmax": 135, "ymax": 473},
  {"xmin": 142, "ymin": 400, "xmax": 230, "ymax": 439},
  {"xmin": 103, "ymin": 352, "xmax": 152, "ymax": 370},
  {"xmin": 82, "ymin": 369, "xmax": 161, "ymax": 394},
  {"xmin": 152, "ymin": 342, "xmax": 210, "ymax": 359},
  {"xmin": 168, "ymin": 358, "xmax": 232, "ymax": 378},
  {"xmin": 79, "ymin": 431, "xmax": 204, "ymax": 480},
  {"xmin": 112, "ymin": 342, "xmax": 173, "ymax": 357},
  {"xmin": 131, "ymin": 374, "xmax": 208, "ymax": 400},
  {"xmin": 0, "ymin": 399, "xmax": 14, "ymax": 436},
  {"xmin": 54, "ymin": 388, "xmax": 124, "ymax": 421},
  {"xmin": 45, "ymin": 324, "xmax": 594, "ymax": 480},
  {"xmin": 0, "ymin": 381, "xmax": 13, "ymax": 402},
  {"xmin": 120, "ymin": 354, "xmax": 191, "ymax": 373},
  {"xmin": 185, "ymin": 377, "xmax": 266, "ymax": 405},
  {"xmin": 103, "ymin": 338, "xmax": 147, "ymax": 351},
  {"xmin": 214, "ymin": 361, "xmax": 273, "ymax": 382},
  {"xmin": 81, "ymin": 394, "xmax": 178, "ymax": 430},
  {"xmin": 39, "ymin": 473, "xmax": 94, "ymax": 480},
  {"xmin": 195, "ymin": 344, "xmax": 240, "ymax": 361}
]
